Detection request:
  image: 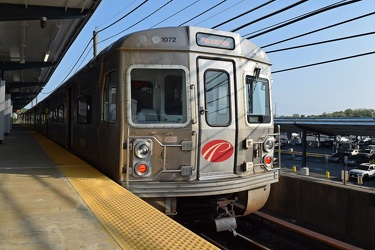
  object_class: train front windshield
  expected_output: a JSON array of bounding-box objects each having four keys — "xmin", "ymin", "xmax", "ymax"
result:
[
  {"xmin": 246, "ymin": 76, "xmax": 271, "ymax": 123},
  {"xmin": 130, "ymin": 68, "xmax": 187, "ymax": 124}
]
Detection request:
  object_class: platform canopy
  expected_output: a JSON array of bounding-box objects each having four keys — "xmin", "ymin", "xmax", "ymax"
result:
[
  {"xmin": 0, "ymin": 0, "xmax": 102, "ymax": 111},
  {"xmin": 275, "ymin": 118, "xmax": 375, "ymax": 136}
]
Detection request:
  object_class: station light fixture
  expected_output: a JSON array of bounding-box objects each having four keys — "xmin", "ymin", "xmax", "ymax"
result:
[{"xmin": 43, "ymin": 52, "xmax": 50, "ymax": 62}]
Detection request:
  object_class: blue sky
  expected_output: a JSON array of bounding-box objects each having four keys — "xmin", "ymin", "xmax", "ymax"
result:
[{"xmin": 37, "ymin": 0, "xmax": 375, "ymax": 116}]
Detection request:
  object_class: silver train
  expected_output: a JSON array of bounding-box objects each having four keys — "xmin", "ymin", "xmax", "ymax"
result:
[{"xmin": 21, "ymin": 26, "xmax": 280, "ymax": 231}]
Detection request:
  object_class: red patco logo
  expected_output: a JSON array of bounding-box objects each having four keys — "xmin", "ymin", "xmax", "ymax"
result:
[{"xmin": 202, "ymin": 140, "xmax": 234, "ymax": 162}]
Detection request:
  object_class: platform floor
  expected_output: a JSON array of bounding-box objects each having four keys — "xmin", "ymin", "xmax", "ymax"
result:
[{"xmin": 0, "ymin": 125, "xmax": 217, "ymax": 249}]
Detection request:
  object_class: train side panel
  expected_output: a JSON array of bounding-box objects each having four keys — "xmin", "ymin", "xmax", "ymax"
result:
[
  {"xmin": 21, "ymin": 26, "xmax": 279, "ymax": 229},
  {"xmin": 97, "ymin": 50, "xmax": 121, "ymax": 180}
]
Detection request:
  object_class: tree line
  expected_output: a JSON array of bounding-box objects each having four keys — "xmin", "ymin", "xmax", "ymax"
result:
[{"xmin": 277, "ymin": 108, "xmax": 375, "ymax": 118}]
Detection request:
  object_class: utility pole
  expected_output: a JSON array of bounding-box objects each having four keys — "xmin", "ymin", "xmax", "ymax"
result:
[
  {"xmin": 93, "ymin": 27, "xmax": 98, "ymax": 57},
  {"xmin": 274, "ymin": 103, "xmax": 277, "ymax": 117}
]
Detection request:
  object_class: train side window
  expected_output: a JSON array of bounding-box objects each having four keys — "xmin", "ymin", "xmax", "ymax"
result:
[
  {"xmin": 77, "ymin": 96, "xmax": 91, "ymax": 124},
  {"xmin": 246, "ymin": 76, "xmax": 271, "ymax": 123},
  {"xmin": 103, "ymin": 71, "xmax": 117, "ymax": 124},
  {"xmin": 49, "ymin": 107, "xmax": 55, "ymax": 122},
  {"xmin": 58, "ymin": 105, "xmax": 64, "ymax": 122}
]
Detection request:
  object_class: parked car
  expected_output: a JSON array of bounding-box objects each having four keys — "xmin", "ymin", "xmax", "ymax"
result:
[
  {"xmin": 346, "ymin": 149, "xmax": 359, "ymax": 155},
  {"xmin": 346, "ymin": 154, "xmax": 370, "ymax": 166},
  {"xmin": 361, "ymin": 148, "xmax": 374, "ymax": 156},
  {"xmin": 340, "ymin": 136, "xmax": 349, "ymax": 142},
  {"xmin": 275, "ymin": 138, "xmax": 288, "ymax": 149},
  {"xmin": 348, "ymin": 163, "xmax": 375, "ymax": 180},
  {"xmin": 328, "ymin": 152, "xmax": 345, "ymax": 163},
  {"xmin": 280, "ymin": 138, "xmax": 288, "ymax": 144},
  {"xmin": 320, "ymin": 140, "xmax": 334, "ymax": 148}
]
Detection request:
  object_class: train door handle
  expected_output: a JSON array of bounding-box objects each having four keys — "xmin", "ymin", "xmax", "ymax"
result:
[{"xmin": 199, "ymin": 107, "xmax": 207, "ymax": 115}]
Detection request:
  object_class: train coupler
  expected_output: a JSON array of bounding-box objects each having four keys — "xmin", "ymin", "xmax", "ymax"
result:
[
  {"xmin": 214, "ymin": 198, "xmax": 237, "ymax": 232},
  {"xmin": 214, "ymin": 216, "xmax": 237, "ymax": 232}
]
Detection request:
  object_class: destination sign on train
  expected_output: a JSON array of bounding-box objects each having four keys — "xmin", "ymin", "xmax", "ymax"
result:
[
  {"xmin": 131, "ymin": 80, "xmax": 153, "ymax": 89},
  {"xmin": 196, "ymin": 33, "xmax": 235, "ymax": 50}
]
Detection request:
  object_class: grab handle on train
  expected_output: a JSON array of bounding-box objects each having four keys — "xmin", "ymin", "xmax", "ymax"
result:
[
  {"xmin": 190, "ymin": 84, "xmax": 197, "ymax": 124},
  {"xmin": 199, "ymin": 107, "xmax": 207, "ymax": 115}
]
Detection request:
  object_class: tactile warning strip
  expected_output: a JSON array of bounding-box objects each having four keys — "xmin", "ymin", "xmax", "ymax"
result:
[{"xmin": 31, "ymin": 131, "xmax": 218, "ymax": 249}]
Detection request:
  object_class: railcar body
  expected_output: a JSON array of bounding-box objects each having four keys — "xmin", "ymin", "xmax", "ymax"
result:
[{"xmin": 22, "ymin": 26, "xmax": 279, "ymax": 231}]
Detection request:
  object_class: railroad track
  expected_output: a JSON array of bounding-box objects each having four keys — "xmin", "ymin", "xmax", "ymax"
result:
[
  {"xmin": 237, "ymin": 211, "xmax": 364, "ymax": 250},
  {"xmin": 197, "ymin": 226, "xmax": 270, "ymax": 250},
  {"xmin": 181, "ymin": 211, "xmax": 365, "ymax": 249}
]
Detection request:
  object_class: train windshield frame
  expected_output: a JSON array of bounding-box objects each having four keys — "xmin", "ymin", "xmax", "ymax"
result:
[
  {"xmin": 245, "ymin": 76, "xmax": 271, "ymax": 123},
  {"xmin": 127, "ymin": 65, "xmax": 190, "ymax": 128}
]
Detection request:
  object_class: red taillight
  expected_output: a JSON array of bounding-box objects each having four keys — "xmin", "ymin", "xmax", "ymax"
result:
[
  {"xmin": 138, "ymin": 164, "xmax": 148, "ymax": 173},
  {"xmin": 264, "ymin": 155, "xmax": 272, "ymax": 165}
]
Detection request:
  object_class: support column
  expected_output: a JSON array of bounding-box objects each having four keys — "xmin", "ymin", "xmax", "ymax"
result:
[
  {"xmin": 300, "ymin": 128, "xmax": 309, "ymax": 175},
  {"xmin": 5, "ymin": 94, "xmax": 11, "ymax": 135},
  {"xmin": 0, "ymin": 80, "xmax": 5, "ymax": 144},
  {"xmin": 301, "ymin": 129, "xmax": 307, "ymax": 167}
]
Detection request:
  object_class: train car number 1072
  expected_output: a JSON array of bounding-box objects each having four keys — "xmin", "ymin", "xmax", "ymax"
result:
[{"xmin": 161, "ymin": 37, "xmax": 176, "ymax": 42}]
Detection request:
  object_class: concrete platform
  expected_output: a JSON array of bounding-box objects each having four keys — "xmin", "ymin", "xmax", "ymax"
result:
[
  {"xmin": 0, "ymin": 125, "xmax": 218, "ymax": 250},
  {"xmin": 0, "ymin": 126, "xmax": 121, "ymax": 249}
]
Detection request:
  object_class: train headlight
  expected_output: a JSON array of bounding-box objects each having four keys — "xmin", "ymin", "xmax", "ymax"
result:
[
  {"xmin": 133, "ymin": 139, "xmax": 152, "ymax": 177},
  {"xmin": 135, "ymin": 142, "xmax": 150, "ymax": 158},
  {"xmin": 264, "ymin": 137, "xmax": 275, "ymax": 152}
]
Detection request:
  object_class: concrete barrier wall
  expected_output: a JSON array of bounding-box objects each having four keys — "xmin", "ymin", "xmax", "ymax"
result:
[{"xmin": 264, "ymin": 174, "xmax": 375, "ymax": 247}]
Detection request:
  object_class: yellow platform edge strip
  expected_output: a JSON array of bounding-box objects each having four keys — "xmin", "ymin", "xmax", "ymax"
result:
[{"xmin": 31, "ymin": 131, "xmax": 218, "ymax": 250}]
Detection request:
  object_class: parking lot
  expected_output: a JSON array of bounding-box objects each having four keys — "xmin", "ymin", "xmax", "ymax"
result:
[{"xmin": 277, "ymin": 141, "xmax": 375, "ymax": 189}]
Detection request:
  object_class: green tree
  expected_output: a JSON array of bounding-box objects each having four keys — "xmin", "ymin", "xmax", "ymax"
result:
[{"xmin": 344, "ymin": 109, "xmax": 353, "ymax": 117}]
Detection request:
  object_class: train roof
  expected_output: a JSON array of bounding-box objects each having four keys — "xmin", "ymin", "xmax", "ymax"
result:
[{"xmin": 106, "ymin": 26, "xmax": 270, "ymax": 65}]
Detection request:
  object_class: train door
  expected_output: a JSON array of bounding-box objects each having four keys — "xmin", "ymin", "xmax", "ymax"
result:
[
  {"xmin": 99, "ymin": 70, "xmax": 120, "ymax": 180},
  {"xmin": 67, "ymin": 87, "xmax": 73, "ymax": 149},
  {"xmin": 197, "ymin": 58, "xmax": 237, "ymax": 179}
]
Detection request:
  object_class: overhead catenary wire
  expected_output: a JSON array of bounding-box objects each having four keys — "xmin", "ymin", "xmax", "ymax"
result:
[
  {"xmin": 98, "ymin": 0, "xmax": 174, "ymax": 44},
  {"xmin": 272, "ymin": 51, "xmax": 375, "ymax": 74},
  {"xmin": 243, "ymin": 0, "xmax": 357, "ymax": 37},
  {"xmin": 211, "ymin": 0, "xmax": 274, "ymax": 29},
  {"xmin": 96, "ymin": 0, "xmax": 138, "ymax": 29},
  {"xmin": 41, "ymin": 1, "xmax": 372, "ymax": 98},
  {"xmin": 97, "ymin": 0, "xmax": 149, "ymax": 33},
  {"xmin": 40, "ymin": 37, "xmax": 93, "ymax": 95},
  {"xmin": 231, "ymin": 0, "xmax": 308, "ymax": 32},
  {"xmin": 178, "ymin": 0, "xmax": 227, "ymax": 26},
  {"xmin": 246, "ymin": 0, "xmax": 361, "ymax": 39},
  {"xmin": 265, "ymin": 31, "xmax": 375, "ymax": 53},
  {"xmin": 195, "ymin": 0, "xmax": 245, "ymax": 26},
  {"xmin": 261, "ymin": 11, "xmax": 375, "ymax": 48},
  {"xmin": 44, "ymin": 0, "xmax": 174, "ymax": 97},
  {"xmin": 149, "ymin": 0, "xmax": 200, "ymax": 28}
]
